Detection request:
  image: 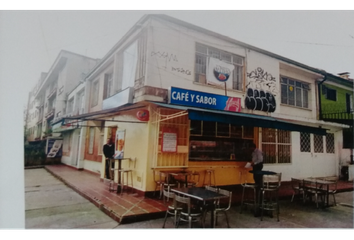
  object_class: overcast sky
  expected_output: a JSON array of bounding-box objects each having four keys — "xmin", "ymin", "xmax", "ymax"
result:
[
  {"xmin": 1, "ymin": 10, "xmax": 354, "ymax": 109},
  {"xmin": 1, "ymin": 5, "xmax": 354, "ymax": 229}
]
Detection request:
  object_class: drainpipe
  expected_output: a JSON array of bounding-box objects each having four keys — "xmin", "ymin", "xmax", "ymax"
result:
[{"xmin": 317, "ymin": 74, "xmax": 327, "ymax": 121}]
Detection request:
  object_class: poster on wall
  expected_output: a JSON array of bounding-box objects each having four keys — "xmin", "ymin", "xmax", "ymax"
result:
[
  {"xmin": 114, "ymin": 129, "xmax": 126, "ymax": 159},
  {"xmin": 161, "ymin": 128, "xmax": 178, "ymax": 153},
  {"xmin": 46, "ymin": 138, "xmax": 63, "ymax": 158},
  {"xmin": 207, "ymin": 57, "xmax": 234, "ymax": 87}
]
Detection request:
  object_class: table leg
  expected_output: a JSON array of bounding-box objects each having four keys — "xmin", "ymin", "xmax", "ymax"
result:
[
  {"xmin": 210, "ymin": 203, "xmax": 216, "ymax": 228},
  {"xmin": 116, "ymin": 159, "xmax": 122, "ymax": 193},
  {"xmin": 326, "ymin": 185, "xmax": 329, "ymax": 207}
]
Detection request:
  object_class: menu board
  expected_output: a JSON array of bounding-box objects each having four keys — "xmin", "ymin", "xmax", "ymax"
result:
[{"xmin": 162, "ymin": 128, "xmax": 177, "ymax": 153}]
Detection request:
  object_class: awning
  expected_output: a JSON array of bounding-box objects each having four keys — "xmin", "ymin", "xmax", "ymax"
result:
[{"xmin": 153, "ymin": 102, "xmax": 327, "ymax": 135}]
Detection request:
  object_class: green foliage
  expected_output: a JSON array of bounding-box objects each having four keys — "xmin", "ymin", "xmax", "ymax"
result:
[{"xmin": 24, "ymin": 141, "xmax": 47, "ymax": 166}]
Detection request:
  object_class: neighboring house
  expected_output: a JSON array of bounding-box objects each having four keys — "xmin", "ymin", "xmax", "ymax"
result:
[
  {"xmin": 27, "ymin": 14, "xmax": 352, "ymax": 195},
  {"xmin": 52, "ymin": 82, "xmax": 87, "ymax": 168},
  {"xmin": 318, "ymin": 72, "xmax": 353, "ymax": 168},
  {"xmin": 25, "ymin": 72, "xmax": 47, "ymax": 142},
  {"xmin": 30, "ymin": 50, "xmax": 99, "ymax": 142}
]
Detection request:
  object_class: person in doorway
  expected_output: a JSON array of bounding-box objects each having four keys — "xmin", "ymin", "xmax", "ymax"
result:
[
  {"xmin": 250, "ymin": 143, "xmax": 264, "ymax": 186},
  {"xmin": 103, "ymin": 138, "xmax": 115, "ymax": 179}
]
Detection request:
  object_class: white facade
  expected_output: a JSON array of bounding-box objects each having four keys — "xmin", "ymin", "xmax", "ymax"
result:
[{"xmin": 25, "ymin": 15, "xmax": 352, "ymax": 187}]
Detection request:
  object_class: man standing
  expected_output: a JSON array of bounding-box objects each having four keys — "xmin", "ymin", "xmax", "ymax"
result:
[
  {"xmin": 250, "ymin": 143, "xmax": 263, "ymax": 186},
  {"xmin": 250, "ymin": 142, "xmax": 264, "ymax": 217},
  {"xmin": 103, "ymin": 138, "xmax": 115, "ymax": 179}
]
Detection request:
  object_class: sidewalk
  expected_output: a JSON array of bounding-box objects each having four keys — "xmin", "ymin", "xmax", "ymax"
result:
[{"xmin": 44, "ymin": 164, "xmax": 354, "ymax": 225}]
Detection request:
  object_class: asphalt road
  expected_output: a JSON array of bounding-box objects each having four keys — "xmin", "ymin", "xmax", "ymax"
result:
[{"xmin": 25, "ymin": 168, "xmax": 354, "ymax": 229}]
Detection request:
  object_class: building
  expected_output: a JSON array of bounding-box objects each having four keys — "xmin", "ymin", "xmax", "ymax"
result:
[
  {"xmin": 27, "ymin": 50, "xmax": 99, "ymax": 142},
  {"xmin": 318, "ymin": 72, "xmax": 354, "ymax": 179},
  {"xmin": 41, "ymin": 14, "xmax": 352, "ymax": 195}
]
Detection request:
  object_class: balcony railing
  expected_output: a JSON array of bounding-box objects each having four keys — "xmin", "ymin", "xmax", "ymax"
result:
[
  {"xmin": 320, "ymin": 111, "xmax": 353, "ymax": 126},
  {"xmin": 45, "ymin": 108, "xmax": 55, "ymax": 119},
  {"xmin": 47, "ymin": 87, "xmax": 57, "ymax": 99}
]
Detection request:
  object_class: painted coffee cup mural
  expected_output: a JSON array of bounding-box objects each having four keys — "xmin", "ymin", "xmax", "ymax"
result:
[{"xmin": 114, "ymin": 129, "xmax": 126, "ymax": 159}]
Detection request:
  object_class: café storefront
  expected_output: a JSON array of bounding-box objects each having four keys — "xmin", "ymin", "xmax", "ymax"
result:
[
  {"xmin": 146, "ymin": 86, "xmax": 327, "ymax": 190},
  {"xmin": 51, "ymin": 86, "xmax": 327, "ymax": 194}
]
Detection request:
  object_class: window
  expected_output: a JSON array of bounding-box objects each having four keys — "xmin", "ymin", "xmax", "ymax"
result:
[
  {"xmin": 103, "ymin": 73, "xmax": 113, "ymax": 99},
  {"xmin": 300, "ymin": 132, "xmax": 311, "ymax": 152},
  {"xmin": 76, "ymin": 90, "xmax": 85, "ymax": 114},
  {"xmin": 48, "ymin": 96, "xmax": 56, "ymax": 112},
  {"xmin": 189, "ymin": 120, "xmax": 254, "ymax": 161},
  {"xmin": 195, "ymin": 43, "xmax": 244, "ymax": 90},
  {"xmin": 346, "ymin": 93, "xmax": 353, "ymax": 113},
  {"xmin": 262, "ymin": 128, "xmax": 291, "ymax": 164},
  {"xmin": 136, "ymin": 31, "xmax": 147, "ymax": 80},
  {"xmin": 314, "ymin": 134, "xmax": 324, "ymax": 153},
  {"xmin": 91, "ymin": 80, "xmax": 99, "ymax": 107},
  {"xmin": 325, "ymin": 88, "xmax": 337, "ymax": 101},
  {"xmin": 281, "ymin": 77, "xmax": 309, "ymax": 108},
  {"xmin": 326, "ymin": 133, "xmax": 335, "ymax": 153},
  {"xmin": 67, "ymin": 98, "xmax": 74, "ymax": 115}
]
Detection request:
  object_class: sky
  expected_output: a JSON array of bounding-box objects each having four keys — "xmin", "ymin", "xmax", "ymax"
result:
[
  {"xmin": 1, "ymin": 9, "xmax": 354, "ymax": 109},
  {"xmin": 1, "ymin": 2, "xmax": 354, "ymax": 229}
]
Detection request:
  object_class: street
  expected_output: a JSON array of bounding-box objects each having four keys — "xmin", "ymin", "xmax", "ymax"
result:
[{"xmin": 25, "ymin": 168, "xmax": 354, "ymax": 229}]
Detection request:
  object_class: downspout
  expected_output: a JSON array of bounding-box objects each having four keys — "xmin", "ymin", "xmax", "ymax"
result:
[{"xmin": 317, "ymin": 74, "xmax": 327, "ymax": 121}]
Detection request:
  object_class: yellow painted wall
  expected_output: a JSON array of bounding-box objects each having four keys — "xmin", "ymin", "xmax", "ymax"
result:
[{"xmin": 104, "ymin": 107, "xmax": 150, "ymax": 192}]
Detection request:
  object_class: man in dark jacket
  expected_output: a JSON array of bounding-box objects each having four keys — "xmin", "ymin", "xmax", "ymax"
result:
[{"xmin": 103, "ymin": 138, "xmax": 115, "ymax": 179}]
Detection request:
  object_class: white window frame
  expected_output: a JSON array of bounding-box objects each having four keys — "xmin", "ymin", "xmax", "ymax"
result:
[
  {"xmin": 194, "ymin": 43, "xmax": 244, "ymax": 91},
  {"xmin": 281, "ymin": 76, "xmax": 310, "ymax": 108},
  {"xmin": 91, "ymin": 80, "xmax": 99, "ymax": 107}
]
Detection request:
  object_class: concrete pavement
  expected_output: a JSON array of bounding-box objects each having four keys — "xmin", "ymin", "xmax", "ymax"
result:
[
  {"xmin": 25, "ymin": 167, "xmax": 354, "ymax": 229},
  {"xmin": 25, "ymin": 168, "xmax": 119, "ymax": 229}
]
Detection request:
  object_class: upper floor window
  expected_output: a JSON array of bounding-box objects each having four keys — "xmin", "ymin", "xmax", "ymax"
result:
[
  {"xmin": 346, "ymin": 93, "xmax": 353, "ymax": 113},
  {"xmin": 67, "ymin": 98, "xmax": 74, "ymax": 115},
  {"xmin": 325, "ymin": 88, "xmax": 337, "ymax": 101},
  {"xmin": 76, "ymin": 90, "xmax": 85, "ymax": 114},
  {"xmin": 195, "ymin": 43, "xmax": 244, "ymax": 91},
  {"xmin": 91, "ymin": 80, "xmax": 99, "ymax": 107},
  {"xmin": 281, "ymin": 77, "xmax": 310, "ymax": 108},
  {"xmin": 103, "ymin": 72, "xmax": 113, "ymax": 99}
]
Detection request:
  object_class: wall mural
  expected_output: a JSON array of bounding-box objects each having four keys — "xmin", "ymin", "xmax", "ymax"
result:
[{"xmin": 245, "ymin": 67, "xmax": 277, "ymax": 112}]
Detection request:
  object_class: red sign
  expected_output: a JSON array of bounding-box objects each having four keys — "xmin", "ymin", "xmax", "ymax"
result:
[
  {"xmin": 136, "ymin": 109, "xmax": 149, "ymax": 121},
  {"xmin": 224, "ymin": 97, "xmax": 241, "ymax": 112}
]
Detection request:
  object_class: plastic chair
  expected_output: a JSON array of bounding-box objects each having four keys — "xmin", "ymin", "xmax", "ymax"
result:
[
  {"xmin": 291, "ymin": 178, "xmax": 304, "ymax": 202},
  {"xmin": 162, "ymin": 190, "xmax": 181, "ymax": 228},
  {"xmin": 259, "ymin": 173, "xmax": 282, "ymax": 221},
  {"xmin": 175, "ymin": 195, "xmax": 204, "ymax": 228}
]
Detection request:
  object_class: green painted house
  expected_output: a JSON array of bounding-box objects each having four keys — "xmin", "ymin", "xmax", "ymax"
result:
[{"xmin": 319, "ymin": 72, "xmax": 353, "ymax": 149}]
